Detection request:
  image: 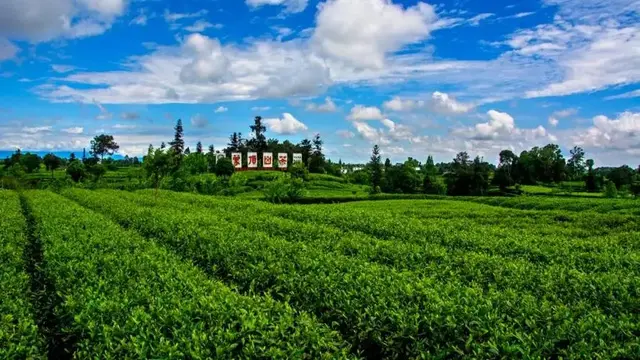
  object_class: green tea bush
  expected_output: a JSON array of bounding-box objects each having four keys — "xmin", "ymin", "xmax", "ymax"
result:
[
  {"xmin": 0, "ymin": 191, "xmax": 45, "ymax": 359},
  {"xmin": 26, "ymin": 191, "xmax": 351, "ymax": 359}
]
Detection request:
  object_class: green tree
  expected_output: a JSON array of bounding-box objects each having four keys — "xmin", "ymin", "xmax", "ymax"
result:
[
  {"xmin": 215, "ymin": 157, "xmax": 235, "ymax": 178},
  {"xmin": 206, "ymin": 145, "xmax": 217, "ymax": 173},
  {"xmin": 43, "ymin": 153, "xmax": 62, "ymax": 179},
  {"xmin": 66, "ymin": 160, "xmax": 86, "ymax": 182},
  {"xmin": 604, "ymin": 180, "xmax": 618, "ymax": 198},
  {"xmin": 90, "ymin": 134, "xmax": 120, "ymax": 161},
  {"xmin": 21, "ymin": 153, "xmax": 42, "ymax": 173},
  {"xmin": 144, "ymin": 145, "xmax": 171, "ymax": 192},
  {"xmin": 369, "ymin": 145, "xmax": 383, "ymax": 193},
  {"xmin": 493, "ymin": 150, "xmax": 518, "ymax": 191},
  {"xmin": 309, "ymin": 134, "xmax": 325, "ymax": 173},
  {"xmin": 289, "ymin": 162, "xmax": 309, "ymax": 181},
  {"xmin": 297, "ymin": 139, "xmax": 313, "ymax": 167},
  {"xmin": 585, "ymin": 159, "xmax": 599, "ymax": 192},
  {"xmin": 444, "ymin": 153, "xmax": 490, "ymax": 196},
  {"xmin": 567, "ymin": 146, "xmax": 586, "ymax": 180},
  {"xmin": 249, "ymin": 116, "xmax": 267, "ymax": 151},
  {"xmin": 423, "ymin": 155, "xmax": 437, "ymax": 175},
  {"xmin": 196, "ymin": 141, "xmax": 203, "ymax": 154}
]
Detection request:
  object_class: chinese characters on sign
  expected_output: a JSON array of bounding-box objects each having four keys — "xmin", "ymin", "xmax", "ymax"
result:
[
  {"xmin": 292, "ymin": 153, "xmax": 302, "ymax": 164},
  {"xmin": 231, "ymin": 153, "xmax": 242, "ymax": 169},
  {"xmin": 247, "ymin": 152, "xmax": 258, "ymax": 168},
  {"xmin": 278, "ymin": 153, "xmax": 288, "ymax": 169},
  {"xmin": 263, "ymin": 153, "xmax": 273, "ymax": 168}
]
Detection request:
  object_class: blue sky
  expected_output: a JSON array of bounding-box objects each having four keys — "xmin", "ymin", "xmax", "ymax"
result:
[{"xmin": 0, "ymin": 0, "xmax": 639, "ymax": 165}]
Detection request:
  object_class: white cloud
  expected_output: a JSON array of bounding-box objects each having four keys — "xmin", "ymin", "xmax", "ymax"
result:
[
  {"xmin": 548, "ymin": 117, "xmax": 559, "ymax": 127},
  {"xmin": 214, "ymin": 106, "xmax": 228, "ymax": 113},
  {"xmin": 606, "ymin": 89, "xmax": 640, "ymax": 100},
  {"xmin": 453, "ymin": 110, "xmax": 550, "ymax": 143},
  {"xmin": 573, "ymin": 112, "xmax": 640, "ymax": 151},
  {"xmin": 0, "ymin": 0, "xmax": 128, "ymax": 42},
  {"xmin": 51, "ymin": 64, "xmax": 76, "ymax": 73},
  {"xmin": 180, "ymin": 34, "xmax": 230, "ymax": 84},
  {"xmin": 62, "ymin": 127, "xmax": 84, "ymax": 134},
  {"xmin": 513, "ymin": 12, "xmax": 535, "ymax": 18},
  {"xmin": 264, "ymin": 113, "xmax": 308, "ymax": 134},
  {"xmin": 191, "ymin": 114, "xmax": 209, "ymax": 128},
  {"xmin": 552, "ymin": 108, "xmax": 578, "ymax": 118},
  {"xmin": 468, "ymin": 13, "xmax": 494, "ymax": 26},
  {"xmin": 525, "ymin": 26, "xmax": 640, "ymax": 98},
  {"xmin": 383, "ymin": 97, "xmax": 423, "ymax": 112},
  {"xmin": 184, "ymin": 20, "xmax": 221, "ymax": 33},
  {"xmin": 0, "ymin": 38, "xmax": 19, "ymax": 61},
  {"xmin": 305, "ymin": 97, "xmax": 337, "ymax": 112},
  {"xmin": 429, "ymin": 92, "xmax": 474, "ymax": 114},
  {"xmin": 252, "ymin": 106, "xmax": 271, "ymax": 111},
  {"xmin": 348, "ymin": 105, "xmax": 384, "ymax": 121},
  {"xmin": 163, "ymin": 9, "xmax": 208, "ymax": 23},
  {"xmin": 245, "ymin": 0, "xmax": 308, "ymax": 13},
  {"xmin": 336, "ymin": 130, "xmax": 355, "ymax": 139},
  {"xmin": 312, "ymin": 0, "xmax": 438, "ymax": 69},
  {"xmin": 23, "ymin": 126, "xmax": 53, "ymax": 134},
  {"xmin": 113, "ymin": 124, "xmax": 136, "ymax": 130},
  {"xmin": 352, "ymin": 121, "xmax": 389, "ymax": 144}
]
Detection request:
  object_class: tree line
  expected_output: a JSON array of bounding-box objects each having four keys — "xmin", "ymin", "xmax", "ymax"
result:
[{"xmin": 364, "ymin": 144, "xmax": 640, "ymax": 197}]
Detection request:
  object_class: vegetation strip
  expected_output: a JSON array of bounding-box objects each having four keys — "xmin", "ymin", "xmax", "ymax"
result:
[
  {"xmin": 65, "ymin": 188, "xmax": 640, "ymax": 359},
  {"xmin": 0, "ymin": 191, "xmax": 46, "ymax": 359},
  {"xmin": 127, "ymin": 190, "xmax": 640, "ymax": 316},
  {"xmin": 19, "ymin": 194, "xmax": 76, "ymax": 360},
  {"xmin": 27, "ymin": 190, "xmax": 352, "ymax": 359}
]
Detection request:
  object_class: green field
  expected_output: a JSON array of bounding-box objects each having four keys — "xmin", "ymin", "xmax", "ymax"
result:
[{"xmin": 2, "ymin": 189, "xmax": 639, "ymax": 358}]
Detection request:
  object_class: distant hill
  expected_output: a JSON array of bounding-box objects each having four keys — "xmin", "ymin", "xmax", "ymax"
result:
[{"xmin": 0, "ymin": 150, "xmax": 125, "ymax": 160}]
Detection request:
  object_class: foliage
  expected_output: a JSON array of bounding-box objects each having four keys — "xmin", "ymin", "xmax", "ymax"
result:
[
  {"xmin": 0, "ymin": 191, "xmax": 46, "ymax": 359},
  {"xmin": 289, "ymin": 161, "xmax": 309, "ymax": 181},
  {"xmin": 65, "ymin": 189, "xmax": 640, "ymax": 359},
  {"xmin": 143, "ymin": 146, "xmax": 171, "ymax": 190},
  {"xmin": 29, "ymin": 191, "xmax": 349, "ymax": 358},
  {"xmin": 65, "ymin": 160, "xmax": 86, "ymax": 182},
  {"xmin": 423, "ymin": 175, "xmax": 446, "ymax": 195},
  {"xmin": 368, "ymin": 145, "xmax": 382, "ymax": 192},
  {"xmin": 263, "ymin": 176, "xmax": 305, "ymax": 203},
  {"xmin": 382, "ymin": 161, "xmax": 421, "ymax": 193},
  {"xmin": 90, "ymin": 134, "xmax": 120, "ymax": 160},
  {"xmin": 22, "ymin": 153, "xmax": 42, "ymax": 173},
  {"xmin": 444, "ymin": 152, "xmax": 491, "ymax": 196},
  {"xmin": 566, "ymin": 146, "xmax": 586, "ymax": 180},
  {"xmin": 214, "ymin": 157, "xmax": 235, "ymax": 178},
  {"xmin": 308, "ymin": 134, "xmax": 325, "ymax": 173},
  {"xmin": 604, "ymin": 180, "xmax": 618, "ymax": 198}
]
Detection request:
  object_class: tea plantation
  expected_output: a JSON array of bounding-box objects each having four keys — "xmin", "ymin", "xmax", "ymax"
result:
[{"xmin": 2, "ymin": 189, "xmax": 639, "ymax": 359}]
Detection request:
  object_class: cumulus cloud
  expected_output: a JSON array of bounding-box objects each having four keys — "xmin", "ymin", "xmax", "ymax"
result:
[
  {"xmin": 429, "ymin": 91, "xmax": 474, "ymax": 114},
  {"xmin": 383, "ymin": 92, "xmax": 473, "ymax": 114},
  {"xmin": 312, "ymin": 0, "xmax": 438, "ymax": 69},
  {"xmin": 548, "ymin": 117, "xmax": 559, "ymax": 127},
  {"xmin": 547, "ymin": 108, "xmax": 578, "ymax": 127},
  {"xmin": 0, "ymin": 0, "xmax": 128, "ymax": 42},
  {"xmin": 264, "ymin": 113, "xmax": 308, "ymax": 134},
  {"xmin": 214, "ymin": 106, "xmax": 228, "ymax": 113},
  {"xmin": 305, "ymin": 97, "xmax": 337, "ymax": 112},
  {"xmin": 184, "ymin": 20, "xmax": 222, "ymax": 33},
  {"xmin": 453, "ymin": 110, "xmax": 549, "ymax": 142},
  {"xmin": 573, "ymin": 112, "xmax": 640, "ymax": 151},
  {"xmin": 348, "ymin": 105, "xmax": 384, "ymax": 121},
  {"xmin": 352, "ymin": 121, "xmax": 389, "ymax": 144},
  {"xmin": 190, "ymin": 114, "xmax": 209, "ymax": 128},
  {"xmin": 383, "ymin": 97, "xmax": 424, "ymax": 112},
  {"xmin": 245, "ymin": 0, "xmax": 308, "ymax": 13}
]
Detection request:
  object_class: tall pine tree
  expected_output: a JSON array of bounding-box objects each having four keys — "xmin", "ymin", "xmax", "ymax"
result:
[
  {"xmin": 169, "ymin": 119, "xmax": 185, "ymax": 156},
  {"xmin": 369, "ymin": 145, "xmax": 382, "ymax": 193},
  {"xmin": 250, "ymin": 116, "xmax": 267, "ymax": 151},
  {"xmin": 196, "ymin": 141, "xmax": 203, "ymax": 154}
]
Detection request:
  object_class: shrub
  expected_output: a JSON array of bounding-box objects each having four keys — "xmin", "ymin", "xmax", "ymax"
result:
[
  {"xmin": 263, "ymin": 177, "xmax": 305, "ymax": 203},
  {"xmin": 604, "ymin": 181, "xmax": 618, "ymax": 198}
]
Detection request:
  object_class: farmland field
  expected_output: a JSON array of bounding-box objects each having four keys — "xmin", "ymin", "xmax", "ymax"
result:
[{"xmin": 3, "ymin": 189, "xmax": 639, "ymax": 358}]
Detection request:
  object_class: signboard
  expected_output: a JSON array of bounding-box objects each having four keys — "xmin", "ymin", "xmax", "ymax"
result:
[
  {"xmin": 247, "ymin": 152, "xmax": 258, "ymax": 168},
  {"xmin": 263, "ymin": 153, "xmax": 273, "ymax": 168},
  {"xmin": 278, "ymin": 153, "xmax": 288, "ymax": 169},
  {"xmin": 215, "ymin": 153, "xmax": 225, "ymax": 161},
  {"xmin": 231, "ymin": 153, "xmax": 242, "ymax": 169},
  {"xmin": 293, "ymin": 153, "xmax": 303, "ymax": 164}
]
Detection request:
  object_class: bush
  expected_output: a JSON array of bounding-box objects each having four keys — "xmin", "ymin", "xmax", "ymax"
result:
[
  {"xmin": 289, "ymin": 162, "xmax": 309, "ymax": 181},
  {"xmin": 604, "ymin": 181, "xmax": 618, "ymax": 198},
  {"xmin": 66, "ymin": 161, "xmax": 86, "ymax": 183},
  {"xmin": 263, "ymin": 177, "xmax": 305, "ymax": 203},
  {"xmin": 215, "ymin": 157, "xmax": 235, "ymax": 178}
]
